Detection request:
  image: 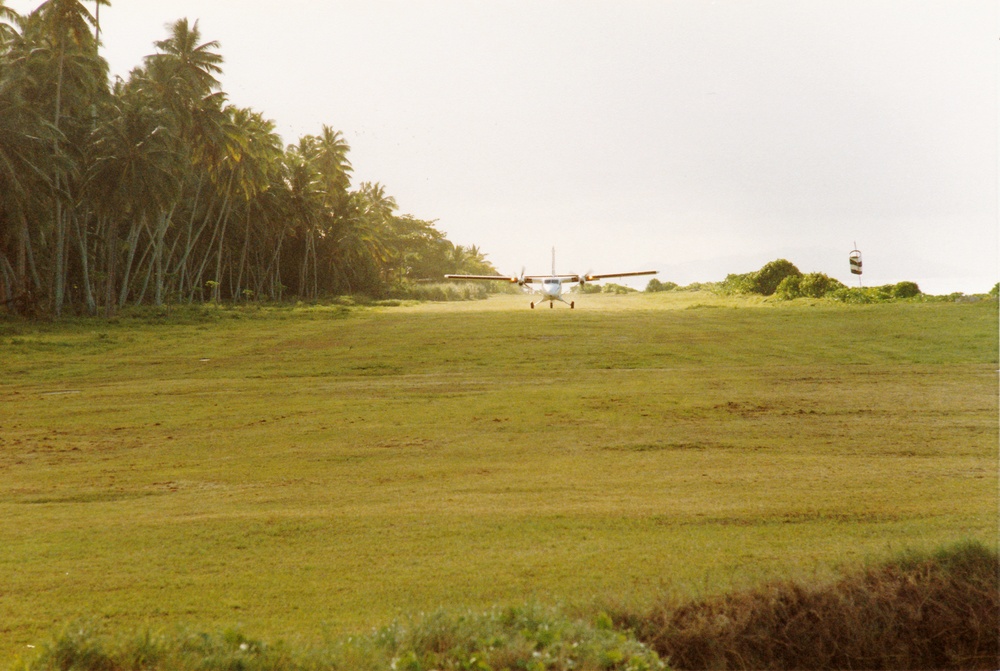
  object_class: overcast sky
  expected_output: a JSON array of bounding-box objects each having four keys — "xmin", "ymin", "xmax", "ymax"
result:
[{"xmin": 13, "ymin": 0, "xmax": 998, "ymax": 292}]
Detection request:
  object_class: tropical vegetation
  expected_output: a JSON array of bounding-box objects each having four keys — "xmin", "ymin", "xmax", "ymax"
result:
[
  {"xmin": 0, "ymin": 1, "xmax": 496, "ymax": 318},
  {"xmin": 654, "ymin": 258, "xmax": 946, "ymax": 304}
]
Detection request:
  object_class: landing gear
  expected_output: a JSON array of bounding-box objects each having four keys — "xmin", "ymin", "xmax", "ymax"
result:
[
  {"xmin": 570, "ymin": 301, "xmax": 575, "ymax": 309},
  {"xmin": 530, "ymin": 302, "xmax": 535, "ymax": 309},
  {"xmin": 549, "ymin": 302, "xmax": 553, "ymax": 308}
]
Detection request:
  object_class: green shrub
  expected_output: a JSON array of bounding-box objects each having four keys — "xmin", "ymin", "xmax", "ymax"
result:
[
  {"xmin": 645, "ymin": 279, "xmax": 678, "ymax": 293},
  {"xmin": 775, "ymin": 272, "xmax": 846, "ymax": 300},
  {"xmin": 721, "ymin": 272, "xmax": 755, "ymax": 295},
  {"xmin": 723, "ymin": 260, "xmax": 802, "ymax": 296},
  {"xmin": 676, "ymin": 281, "xmax": 719, "ymax": 292},
  {"xmin": 799, "ymin": 273, "xmax": 845, "ymax": 298},
  {"xmin": 891, "ymin": 281, "xmax": 921, "ymax": 299},
  {"xmin": 775, "ymin": 275, "xmax": 802, "ymax": 300},
  {"xmin": 829, "ymin": 283, "xmax": 923, "ymax": 304},
  {"xmin": 753, "ymin": 259, "xmax": 802, "ymax": 295}
]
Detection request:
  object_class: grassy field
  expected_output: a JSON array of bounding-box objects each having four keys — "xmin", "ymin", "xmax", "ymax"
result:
[{"xmin": 1, "ymin": 291, "xmax": 996, "ymax": 665}]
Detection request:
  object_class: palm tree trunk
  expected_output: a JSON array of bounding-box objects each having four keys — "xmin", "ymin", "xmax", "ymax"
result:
[
  {"xmin": 117, "ymin": 218, "xmax": 143, "ymax": 308},
  {"xmin": 0, "ymin": 253, "xmax": 14, "ymax": 305},
  {"xmin": 52, "ymin": 193, "xmax": 67, "ymax": 316},
  {"xmin": 235, "ymin": 208, "xmax": 251, "ymax": 301},
  {"xmin": 22, "ymin": 217, "xmax": 42, "ymax": 294},
  {"xmin": 73, "ymin": 212, "xmax": 96, "ymax": 314},
  {"xmin": 104, "ymin": 216, "xmax": 118, "ymax": 318},
  {"xmin": 174, "ymin": 174, "xmax": 205, "ymax": 299},
  {"xmin": 51, "ymin": 39, "xmax": 66, "ymax": 317},
  {"xmin": 212, "ymin": 210, "xmax": 230, "ymax": 303},
  {"xmin": 153, "ymin": 203, "xmax": 176, "ymax": 306}
]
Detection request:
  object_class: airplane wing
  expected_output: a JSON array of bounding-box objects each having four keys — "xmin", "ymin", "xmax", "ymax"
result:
[
  {"xmin": 582, "ymin": 270, "xmax": 658, "ymax": 281},
  {"xmin": 444, "ymin": 274, "xmax": 533, "ymax": 284}
]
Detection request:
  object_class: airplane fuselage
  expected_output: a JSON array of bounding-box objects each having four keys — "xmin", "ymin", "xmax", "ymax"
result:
[
  {"xmin": 540, "ymin": 278, "xmax": 563, "ymax": 300},
  {"xmin": 533, "ymin": 277, "xmax": 574, "ymax": 308},
  {"xmin": 443, "ymin": 247, "xmax": 656, "ymax": 309}
]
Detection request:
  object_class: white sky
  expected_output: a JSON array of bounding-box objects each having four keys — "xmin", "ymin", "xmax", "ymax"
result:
[{"xmin": 12, "ymin": 0, "xmax": 999, "ymax": 292}]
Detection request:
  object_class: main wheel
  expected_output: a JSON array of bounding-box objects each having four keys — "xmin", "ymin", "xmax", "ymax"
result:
[
  {"xmin": 549, "ymin": 302, "xmax": 553, "ymax": 309},
  {"xmin": 570, "ymin": 301, "xmax": 575, "ymax": 309},
  {"xmin": 530, "ymin": 302, "xmax": 535, "ymax": 309}
]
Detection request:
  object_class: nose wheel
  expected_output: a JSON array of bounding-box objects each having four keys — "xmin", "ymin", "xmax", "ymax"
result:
[{"xmin": 530, "ymin": 302, "xmax": 535, "ymax": 309}]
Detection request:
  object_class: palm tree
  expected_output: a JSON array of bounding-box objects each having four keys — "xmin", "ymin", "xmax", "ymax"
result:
[
  {"xmin": 86, "ymin": 80, "xmax": 180, "ymax": 315},
  {"xmin": 32, "ymin": 0, "xmax": 106, "ymax": 123},
  {"xmin": 146, "ymin": 18, "xmax": 222, "ymax": 99},
  {"xmin": 0, "ymin": 51, "xmax": 55, "ymax": 312},
  {"xmin": 0, "ymin": 1, "xmax": 19, "ymax": 48},
  {"xmin": 136, "ymin": 18, "xmax": 228, "ymax": 304},
  {"xmin": 18, "ymin": 0, "xmax": 108, "ymax": 315},
  {"xmin": 328, "ymin": 182, "xmax": 395, "ymax": 294},
  {"xmin": 226, "ymin": 107, "xmax": 283, "ymax": 301},
  {"xmin": 284, "ymin": 138, "xmax": 327, "ymax": 298},
  {"xmin": 203, "ymin": 105, "xmax": 283, "ymax": 302},
  {"xmin": 310, "ymin": 125, "xmax": 352, "ymax": 213}
]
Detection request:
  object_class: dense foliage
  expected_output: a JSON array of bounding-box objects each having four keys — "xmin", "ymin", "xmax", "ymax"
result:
[
  {"xmin": 694, "ymin": 259, "xmax": 938, "ymax": 302},
  {"xmin": 0, "ymin": 1, "xmax": 496, "ymax": 318},
  {"xmin": 721, "ymin": 259, "xmax": 802, "ymax": 296}
]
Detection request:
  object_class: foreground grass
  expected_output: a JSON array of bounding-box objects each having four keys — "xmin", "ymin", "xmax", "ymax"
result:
[
  {"xmin": 19, "ymin": 602, "xmax": 665, "ymax": 671},
  {"xmin": 17, "ymin": 541, "xmax": 998, "ymax": 670},
  {"xmin": 1, "ymin": 292, "xmax": 997, "ymax": 665}
]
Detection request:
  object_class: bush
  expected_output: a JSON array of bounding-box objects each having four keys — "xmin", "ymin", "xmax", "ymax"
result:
[
  {"xmin": 777, "ymin": 272, "xmax": 846, "ymax": 300},
  {"xmin": 829, "ymin": 282, "xmax": 923, "ymax": 304},
  {"xmin": 753, "ymin": 259, "xmax": 802, "ymax": 295},
  {"xmin": 722, "ymin": 260, "xmax": 802, "ymax": 296},
  {"xmin": 891, "ymin": 281, "xmax": 921, "ymax": 299},
  {"xmin": 775, "ymin": 275, "xmax": 802, "ymax": 300},
  {"xmin": 800, "ymin": 273, "xmax": 845, "ymax": 298},
  {"xmin": 721, "ymin": 272, "xmax": 755, "ymax": 295},
  {"xmin": 645, "ymin": 279, "xmax": 678, "ymax": 293}
]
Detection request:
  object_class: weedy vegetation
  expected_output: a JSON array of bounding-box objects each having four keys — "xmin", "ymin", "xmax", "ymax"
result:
[
  {"xmin": 2, "ymin": 291, "xmax": 997, "ymax": 669},
  {"xmin": 17, "ymin": 542, "xmax": 998, "ymax": 670}
]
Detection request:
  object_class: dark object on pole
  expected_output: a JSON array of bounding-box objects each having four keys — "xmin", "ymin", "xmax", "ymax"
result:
[{"xmin": 849, "ymin": 245, "xmax": 863, "ymax": 287}]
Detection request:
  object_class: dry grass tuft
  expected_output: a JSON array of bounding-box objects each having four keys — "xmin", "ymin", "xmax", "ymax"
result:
[{"xmin": 629, "ymin": 540, "xmax": 999, "ymax": 670}]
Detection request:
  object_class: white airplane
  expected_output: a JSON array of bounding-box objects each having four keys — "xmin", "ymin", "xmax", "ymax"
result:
[{"xmin": 445, "ymin": 248, "xmax": 658, "ymax": 309}]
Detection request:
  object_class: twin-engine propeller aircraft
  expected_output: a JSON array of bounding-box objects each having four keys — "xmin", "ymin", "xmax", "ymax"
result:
[{"xmin": 445, "ymin": 248, "xmax": 658, "ymax": 309}]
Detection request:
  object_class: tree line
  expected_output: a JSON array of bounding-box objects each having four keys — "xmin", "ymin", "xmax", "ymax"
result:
[{"xmin": 0, "ymin": 0, "xmax": 497, "ymax": 318}]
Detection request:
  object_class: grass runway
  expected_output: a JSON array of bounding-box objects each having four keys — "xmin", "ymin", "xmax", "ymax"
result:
[{"xmin": 1, "ymin": 292, "xmax": 996, "ymax": 664}]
